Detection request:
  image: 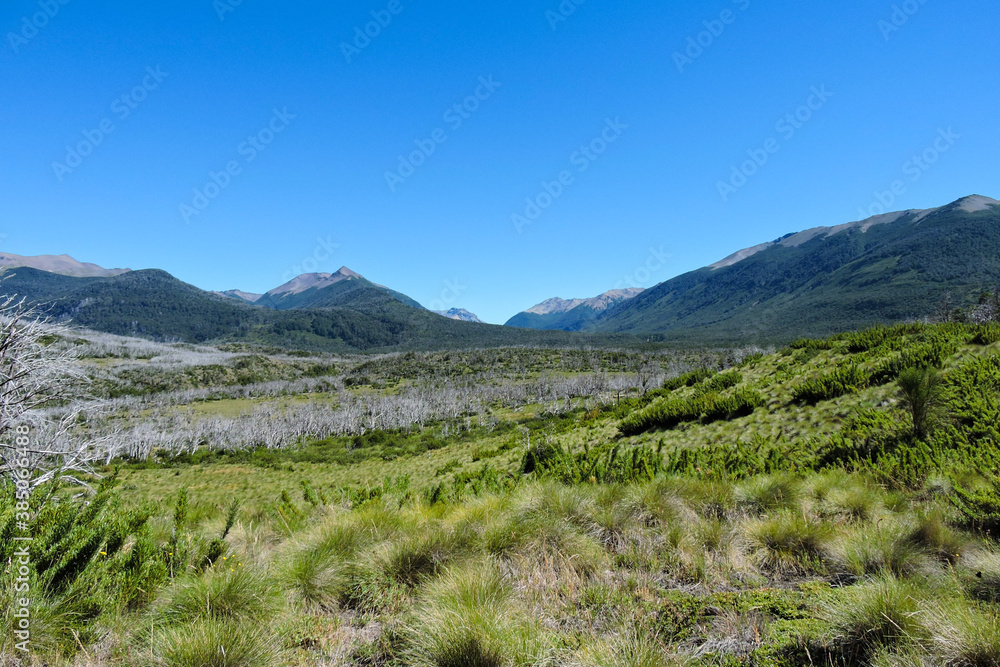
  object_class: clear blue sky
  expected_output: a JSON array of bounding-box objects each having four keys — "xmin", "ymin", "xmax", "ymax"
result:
[{"xmin": 2, "ymin": 0, "xmax": 998, "ymax": 324}]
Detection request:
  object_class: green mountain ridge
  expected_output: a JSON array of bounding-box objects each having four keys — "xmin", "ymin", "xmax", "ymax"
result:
[
  {"xmin": 2, "ymin": 195, "xmax": 997, "ymax": 349},
  {"xmin": 0, "ymin": 266, "xmax": 640, "ymax": 353},
  {"xmin": 588, "ymin": 195, "xmax": 1000, "ymax": 343}
]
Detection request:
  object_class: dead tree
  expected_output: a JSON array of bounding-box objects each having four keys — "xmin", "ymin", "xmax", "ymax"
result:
[{"xmin": 0, "ymin": 296, "xmax": 97, "ymax": 489}]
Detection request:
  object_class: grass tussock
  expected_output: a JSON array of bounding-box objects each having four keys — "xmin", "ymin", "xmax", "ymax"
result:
[
  {"xmin": 151, "ymin": 618, "xmax": 283, "ymax": 667},
  {"xmin": 401, "ymin": 564, "xmax": 554, "ymax": 667},
  {"xmin": 825, "ymin": 575, "xmax": 931, "ymax": 663}
]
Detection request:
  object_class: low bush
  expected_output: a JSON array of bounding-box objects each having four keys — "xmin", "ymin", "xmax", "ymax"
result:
[
  {"xmin": 792, "ymin": 363, "xmax": 870, "ymax": 404},
  {"xmin": 662, "ymin": 367, "xmax": 716, "ymax": 391},
  {"xmin": 619, "ymin": 389, "xmax": 763, "ymax": 436}
]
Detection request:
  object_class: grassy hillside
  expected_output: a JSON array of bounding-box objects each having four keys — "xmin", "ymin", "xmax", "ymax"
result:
[
  {"xmin": 3, "ymin": 322, "xmax": 999, "ymax": 665},
  {"xmin": 596, "ymin": 200, "xmax": 1000, "ymax": 343}
]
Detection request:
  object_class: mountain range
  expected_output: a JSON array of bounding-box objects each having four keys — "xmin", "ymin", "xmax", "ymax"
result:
[
  {"xmin": 589, "ymin": 194, "xmax": 1000, "ymax": 342},
  {"xmin": 0, "ymin": 262, "xmax": 623, "ymax": 352},
  {"xmin": 0, "ymin": 252, "xmax": 130, "ymax": 278},
  {"xmin": 505, "ymin": 289, "xmax": 644, "ymax": 331},
  {"xmin": 1, "ymin": 194, "xmax": 996, "ymax": 350}
]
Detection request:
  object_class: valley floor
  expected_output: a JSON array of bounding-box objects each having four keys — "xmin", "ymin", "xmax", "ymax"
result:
[{"xmin": 3, "ymin": 322, "xmax": 1000, "ymax": 666}]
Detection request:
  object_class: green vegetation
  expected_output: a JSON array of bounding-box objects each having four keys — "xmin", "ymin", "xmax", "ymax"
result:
[
  {"xmin": 2, "ymin": 266, "xmax": 652, "ymax": 353},
  {"xmin": 595, "ymin": 204, "xmax": 1000, "ymax": 343},
  {"xmin": 2, "ymin": 320, "xmax": 999, "ymax": 665}
]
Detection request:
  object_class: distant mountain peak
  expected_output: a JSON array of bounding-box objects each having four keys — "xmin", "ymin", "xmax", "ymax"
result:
[
  {"xmin": 952, "ymin": 194, "xmax": 999, "ymax": 212},
  {"xmin": 0, "ymin": 252, "xmax": 130, "ymax": 278},
  {"xmin": 335, "ymin": 266, "xmax": 362, "ymax": 279},
  {"xmin": 267, "ymin": 267, "xmax": 363, "ymax": 297},
  {"xmin": 507, "ymin": 288, "xmax": 644, "ymax": 331},
  {"xmin": 434, "ymin": 308, "xmax": 483, "ymax": 323},
  {"xmin": 215, "ymin": 289, "xmax": 263, "ymax": 304},
  {"xmin": 525, "ymin": 289, "xmax": 644, "ymax": 316}
]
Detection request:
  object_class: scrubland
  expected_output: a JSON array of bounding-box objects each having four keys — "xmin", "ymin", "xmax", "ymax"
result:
[{"xmin": 3, "ymin": 322, "xmax": 1000, "ymax": 666}]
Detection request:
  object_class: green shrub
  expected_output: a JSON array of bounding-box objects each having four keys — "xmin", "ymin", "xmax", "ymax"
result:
[
  {"xmin": 522, "ymin": 441, "xmax": 662, "ymax": 485},
  {"xmin": 696, "ymin": 370, "xmax": 743, "ymax": 394},
  {"xmin": 788, "ymin": 337, "xmax": 834, "ymax": 351},
  {"xmin": 971, "ymin": 323, "xmax": 1000, "ymax": 346},
  {"xmin": 951, "ymin": 475, "xmax": 1000, "ymax": 537},
  {"xmin": 792, "ymin": 363, "xmax": 870, "ymax": 404},
  {"xmin": 619, "ymin": 389, "xmax": 763, "ymax": 436},
  {"xmin": 662, "ymin": 367, "xmax": 716, "ymax": 391},
  {"xmin": 897, "ymin": 367, "xmax": 947, "ymax": 439}
]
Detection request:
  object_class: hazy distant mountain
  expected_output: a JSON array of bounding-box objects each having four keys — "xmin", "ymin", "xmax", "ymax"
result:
[
  {"xmin": 506, "ymin": 288, "xmax": 644, "ymax": 331},
  {"xmin": 216, "ymin": 290, "xmax": 263, "ymax": 304},
  {"xmin": 0, "ymin": 252, "xmax": 130, "ymax": 278},
  {"xmin": 255, "ymin": 267, "xmax": 424, "ymax": 311},
  {"xmin": 592, "ymin": 195, "xmax": 1000, "ymax": 343},
  {"xmin": 434, "ymin": 308, "xmax": 483, "ymax": 323}
]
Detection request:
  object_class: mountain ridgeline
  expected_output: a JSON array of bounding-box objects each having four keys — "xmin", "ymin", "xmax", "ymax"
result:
[
  {"xmin": 0, "ymin": 265, "xmax": 637, "ymax": 353},
  {"xmin": 591, "ymin": 195, "xmax": 1000, "ymax": 342},
  {"xmin": 505, "ymin": 289, "xmax": 645, "ymax": 331},
  {"xmin": 2, "ymin": 195, "xmax": 997, "ymax": 350},
  {"xmin": 507, "ymin": 195, "xmax": 1000, "ymax": 343}
]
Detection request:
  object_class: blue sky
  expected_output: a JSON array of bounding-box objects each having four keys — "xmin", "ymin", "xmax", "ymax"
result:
[{"xmin": 2, "ymin": 0, "xmax": 998, "ymax": 324}]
